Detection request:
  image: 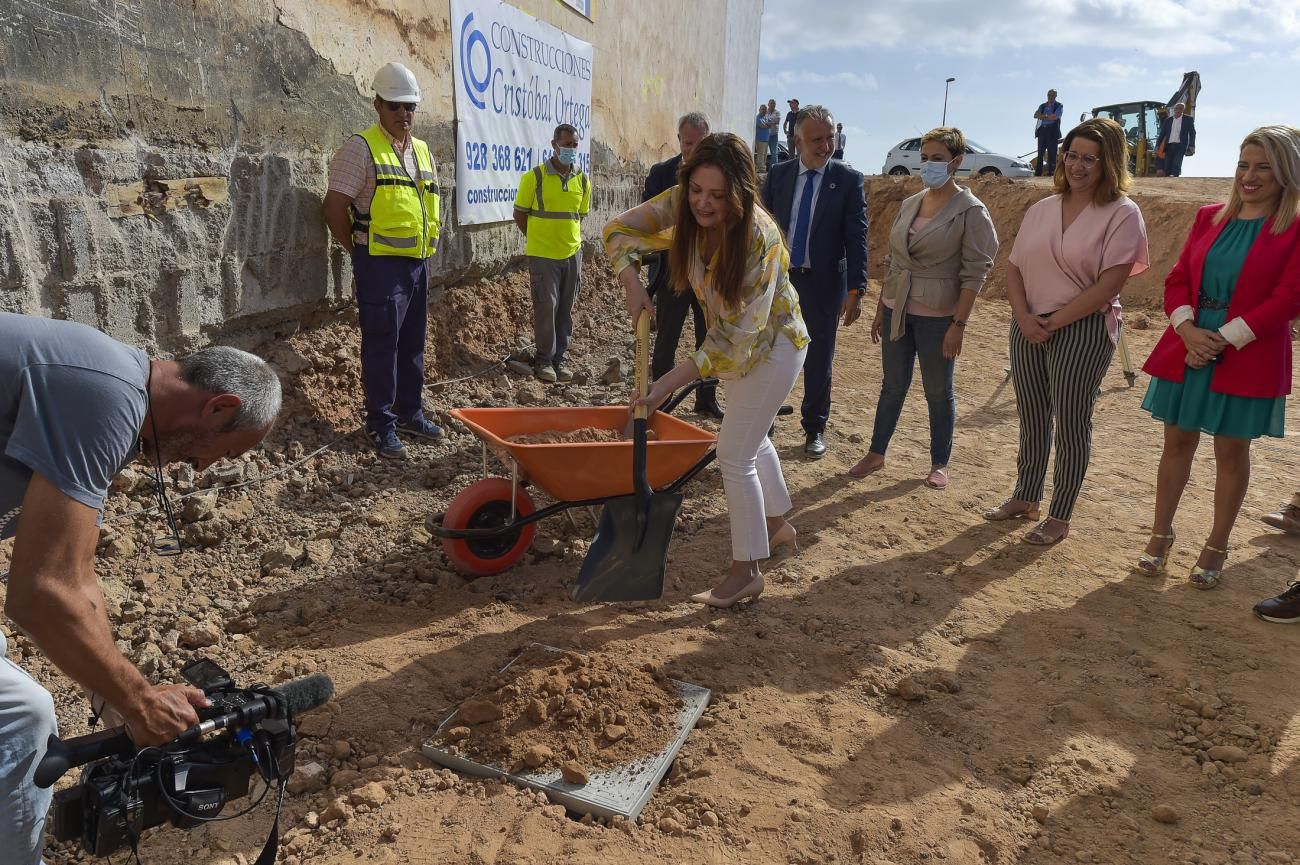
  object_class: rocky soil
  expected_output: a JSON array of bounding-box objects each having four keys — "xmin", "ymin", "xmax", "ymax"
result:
[{"xmin": 5, "ymin": 179, "xmax": 1300, "ymax": 865}]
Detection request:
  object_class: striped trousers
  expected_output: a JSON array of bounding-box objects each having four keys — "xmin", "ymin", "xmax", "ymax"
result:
[{"xmin": 1009, "ymin": 312, "xmax": 1115, "ymax": 521}]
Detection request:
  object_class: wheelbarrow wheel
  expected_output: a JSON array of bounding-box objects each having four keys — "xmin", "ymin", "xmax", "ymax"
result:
[{"xmin": 440, "ymin": 478, "xmax": 537, "ymax": 577}]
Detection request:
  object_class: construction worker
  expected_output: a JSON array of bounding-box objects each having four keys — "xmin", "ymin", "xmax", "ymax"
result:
[
  {"xmin": 513, "ymin": 123, "xmax": 592, "ymax": 383},
  {"xmin": 323, "ymin": 62, "xmax": 443, "ymax": 459}
]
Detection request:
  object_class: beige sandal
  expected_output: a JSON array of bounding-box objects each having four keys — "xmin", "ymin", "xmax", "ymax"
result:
[
  {"xmin": 1023, "ymin": 518, "xmax": 1069, "ymax": 546},
  {"xmin": 983, "ymin": 500, "xmax": 1041, "ymax": 522}
]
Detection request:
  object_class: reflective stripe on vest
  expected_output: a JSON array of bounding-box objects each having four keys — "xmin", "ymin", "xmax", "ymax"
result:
[
  {"xmin": 353, "ymin": 124, "xmax": 441, "ymax": 258},
  {"xmin": 531, "ymin": 164, "xmax": 587, "ymax": 220}
]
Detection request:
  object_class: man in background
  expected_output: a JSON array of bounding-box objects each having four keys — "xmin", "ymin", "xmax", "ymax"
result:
[
  {"xmin": 1034, "ymin": 88, "xmax": 1063, "ymax": 176},
  {"xmin": 754, "ymin": 103, "xmax": 770, "ymax": 169},
  {"xmin": 784, "ymin": 98, "xmax": 800, "ymax": 157},
  {"xmin": 765, "ymin": 98, "xmax": 782, "ymax": 169},
  {"xmin": 761, "ymin": 105, "xmax": 868, "ymax": 459},
  {"xmin": 642, "ymin": 112, "xmax": 723, "ymax": 419},
  {"xmin": 834, "ymin": 123, "xmax": 847, "ymax": 160},
  {"xmin": 1156, "ymin": 102, "xmax": 1196, "ymax": 177},
  {"xmin": 513, "ymin": 124, "xmax": 592, "ymax": 385},
  {"xmin": 323, "ymin": 61, "xmax": 444, "ymax": 460}
]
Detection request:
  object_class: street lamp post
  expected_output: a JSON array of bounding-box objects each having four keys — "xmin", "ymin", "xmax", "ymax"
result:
[{"xmin": 942, "ymin": 77, "xmax": 956, "ymax": 125}]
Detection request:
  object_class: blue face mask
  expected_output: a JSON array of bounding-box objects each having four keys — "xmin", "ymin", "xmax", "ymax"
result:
[
  {"xmin": 919, "ymin": 158, "xmax": 953, "ymax": 188},
  {"xmin": 557, "ymin": 146, "xmax": 578, "ymax": 166}
]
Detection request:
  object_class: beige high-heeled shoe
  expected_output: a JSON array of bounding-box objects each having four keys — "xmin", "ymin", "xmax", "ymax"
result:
[
  {"xmin": 1189, "ymin": 544, "xmax": 1228, "ymax": 590},
  {"xmin": 768, "ymin": 522, "xmax": 798, "ymax": 556},
  {"xmin": 1133, "ymin": 531, "xmax": 1175, "ymax": 576},
  {"xmin": 691, "ymin": 574, "xmax": 764, "ymax": 609}
]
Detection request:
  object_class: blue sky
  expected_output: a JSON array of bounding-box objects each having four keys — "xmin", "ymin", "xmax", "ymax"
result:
[{"xmin": 758, "ymin": 0, "xmax": 1300, "ymax": 178}]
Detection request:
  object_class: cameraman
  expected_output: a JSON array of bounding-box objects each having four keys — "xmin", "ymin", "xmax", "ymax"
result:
[{"xmin": 0, "ymin": 312, "xmax": 281, "ymax": 864}]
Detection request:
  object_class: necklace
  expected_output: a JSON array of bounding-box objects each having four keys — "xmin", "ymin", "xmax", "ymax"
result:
[{"xmin": 143, "ymin": 363, "xmax": 183, "ymax": 557}]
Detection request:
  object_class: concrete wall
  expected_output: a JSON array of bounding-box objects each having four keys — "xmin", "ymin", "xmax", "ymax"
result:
[{"xmin": 0, "ymin": 0, "xmax": 762, "ymax": 351}]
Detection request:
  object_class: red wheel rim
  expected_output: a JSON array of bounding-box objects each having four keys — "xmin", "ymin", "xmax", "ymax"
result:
[{"xmin": 440, "ymin": 478, "xmax": 536, "ymax": 576}]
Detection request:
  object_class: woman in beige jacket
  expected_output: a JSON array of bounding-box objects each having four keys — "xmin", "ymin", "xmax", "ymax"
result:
[{"xmin": 849, "ymin": 127, "xmax": 999, "ymax": 488}]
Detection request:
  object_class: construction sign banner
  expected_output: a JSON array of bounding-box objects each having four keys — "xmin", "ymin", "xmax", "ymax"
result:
[{"xmin": 451, "ymin": 0, "xmax": 594, "ymax": 225}]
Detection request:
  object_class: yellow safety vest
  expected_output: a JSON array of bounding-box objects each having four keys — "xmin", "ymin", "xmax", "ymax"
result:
[
  {"xmin": 518, "ymin": 163, "xmax": 589, "ymax": 260},
  {"xmin": 352, "ymin": 124, "xmax": 440, "ymax": 258}
]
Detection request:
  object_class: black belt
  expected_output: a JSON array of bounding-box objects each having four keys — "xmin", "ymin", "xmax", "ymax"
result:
[
  {"xmin": 789, "ymin": 266, "xmax": 813, "ymax": 275},
  {"xmin": 1196, "ymin": 293, "xmax": 1230, "ymax": 311}
]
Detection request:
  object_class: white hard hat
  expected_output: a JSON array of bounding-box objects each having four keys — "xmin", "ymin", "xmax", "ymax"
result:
[{"xmin": 373, "ymin": 62, "xmax": 420, "ymax": 102}]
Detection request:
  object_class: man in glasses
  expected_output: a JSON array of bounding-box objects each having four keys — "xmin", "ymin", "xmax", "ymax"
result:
[{"xmin": 323, "ymin": 62, "xmax": 443, "ymax": 459}]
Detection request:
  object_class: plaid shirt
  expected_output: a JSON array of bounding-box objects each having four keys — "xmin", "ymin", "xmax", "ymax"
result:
[{"xmin": 327, "ymin": 126, "xmax": 436, "ymax": 246}]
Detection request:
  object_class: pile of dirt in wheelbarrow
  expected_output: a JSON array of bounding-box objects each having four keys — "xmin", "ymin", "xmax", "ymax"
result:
[
  {"xmin": 507, "ymin": 427, "xmax": 658, "ymax": 445},
  {"xmin": 432, "ymin": 645, "xmax": 685, "ymax": 782}
]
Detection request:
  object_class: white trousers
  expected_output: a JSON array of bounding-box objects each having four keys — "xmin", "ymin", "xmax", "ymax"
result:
[{"xmin": 717, "ymin": 334, "xmax": 807, "ymax": 561}]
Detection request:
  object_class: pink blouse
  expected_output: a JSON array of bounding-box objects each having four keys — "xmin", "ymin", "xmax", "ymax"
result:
[
  {"xmin": 1008, "ymin": 194, "xmax": 1150, "ymax": 341},
  {"xmin": 882, "ymin": 215, "xmax": 949, "ymax": 318}
]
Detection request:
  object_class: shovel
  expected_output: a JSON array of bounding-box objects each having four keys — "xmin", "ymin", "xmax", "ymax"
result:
[{"xmin": 572, "ymin": 310, "xmax": 682, "ymax": 602}]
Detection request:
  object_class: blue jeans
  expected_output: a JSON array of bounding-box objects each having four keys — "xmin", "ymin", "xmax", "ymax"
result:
[
  {"xmin": 869, "ymin": 307, "xmax": 956, "ymax": 466},
  {"xmin": 1, "ymin": 630, "xmax": 57, "ymax": 865}
]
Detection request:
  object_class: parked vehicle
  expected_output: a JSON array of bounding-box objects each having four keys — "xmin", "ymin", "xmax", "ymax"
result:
[{"xmin": 882, "ymin": 138, "xmax": 1033, "ymax": 178}]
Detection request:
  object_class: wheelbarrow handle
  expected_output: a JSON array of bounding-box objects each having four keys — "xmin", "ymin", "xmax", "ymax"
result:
[{"xmin": 660, "ymin": 377, "xmax": 720, "ymax": 415}]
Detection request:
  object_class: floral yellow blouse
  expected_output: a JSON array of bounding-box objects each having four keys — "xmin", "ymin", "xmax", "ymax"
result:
[{"xmin": 602, "ymin": 187, "xmax": 810, "ymax": 379}]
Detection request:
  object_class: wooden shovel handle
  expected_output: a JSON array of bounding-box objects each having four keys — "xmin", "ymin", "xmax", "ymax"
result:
[{"xmin": 634, "ymin": 309, "xmax": 650, "ymax": 420}]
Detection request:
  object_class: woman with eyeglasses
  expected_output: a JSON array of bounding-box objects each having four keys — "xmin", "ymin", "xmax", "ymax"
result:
[
  {"xmin": 1136, "ymin": 126, "xmax": 1300, "ymax": 596},
  {"xmin": 984, "ymin": 118, "xmax": 1149, "ymax": 544},
  {"xmin": 849, "ymin": 127, "xmax": 998, "ymax": 489}
]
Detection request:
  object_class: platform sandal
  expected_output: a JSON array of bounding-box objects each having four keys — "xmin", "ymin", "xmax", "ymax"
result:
[
  {"xmin": 1133, "ymin": 532, "xmax": 1175, "ymax": 577},
  {"xmin": 1189, "ymin": 544, "xmax": 1228, "ymax": 590}
]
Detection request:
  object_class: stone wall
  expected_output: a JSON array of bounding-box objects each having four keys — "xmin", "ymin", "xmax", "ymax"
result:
[{"xmin": 0, "ymin": 0, "xmax": 762, "ymax": 351}]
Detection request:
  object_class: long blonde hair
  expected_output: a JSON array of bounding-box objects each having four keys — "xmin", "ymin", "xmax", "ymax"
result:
[{"xmin": 1214, "ymin": 125, "xmax": 1300, "ymax": 234}]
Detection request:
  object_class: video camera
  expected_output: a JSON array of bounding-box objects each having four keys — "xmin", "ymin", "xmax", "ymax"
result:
[{"xmin": 37, "ymin": 658, "xmax": 333, "ymax": 860}]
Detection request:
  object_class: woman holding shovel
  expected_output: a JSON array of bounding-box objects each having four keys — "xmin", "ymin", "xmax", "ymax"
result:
[{"xmin": 603, "ymin": 133, "xmax": 810, "ymax": 609}]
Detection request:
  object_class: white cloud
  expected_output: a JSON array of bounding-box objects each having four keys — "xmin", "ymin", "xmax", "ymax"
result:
[
  {"xmin": 760, "ymin": 0, "xmax": 1300, "ymax": 61},
  {"xmin": 759, "ymin": 69, "xmax": 879, "ymax": 93}
]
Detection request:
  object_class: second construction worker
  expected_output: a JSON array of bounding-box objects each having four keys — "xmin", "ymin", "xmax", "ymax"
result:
[
  {"xmin": 513, "ymin": 123, "xmax": 592, "ymax": 383},
  {"xmin": 323, "ymin": 62, "xmax": 443, "ymax": 459}
]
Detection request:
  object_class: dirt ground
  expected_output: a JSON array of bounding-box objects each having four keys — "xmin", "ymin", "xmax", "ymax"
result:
[{"xmin": 8, "ymin": 177, "xmax": 1300, "ymax": 865}]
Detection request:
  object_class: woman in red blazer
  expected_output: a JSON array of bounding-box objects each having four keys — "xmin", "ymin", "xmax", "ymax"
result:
[{"xmin": 1135, "ymin": 125, "xmax": 1300, "ymax": 599}]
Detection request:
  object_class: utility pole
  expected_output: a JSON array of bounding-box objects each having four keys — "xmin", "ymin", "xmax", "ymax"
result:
[{"xmin": 942, "ymin": 77, "xmax": 956, "ymax": 125}]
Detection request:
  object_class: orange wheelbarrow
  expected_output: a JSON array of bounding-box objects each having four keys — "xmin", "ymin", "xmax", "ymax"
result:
[{"xmin": 429, "ymin": 384, "xmax": 718, "ymax": 578}]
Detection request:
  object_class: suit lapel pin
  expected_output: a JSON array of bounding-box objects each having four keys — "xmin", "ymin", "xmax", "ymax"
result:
[{"xmin": 829, "ymin": 183, "xmax": 837, "ymax": 190}]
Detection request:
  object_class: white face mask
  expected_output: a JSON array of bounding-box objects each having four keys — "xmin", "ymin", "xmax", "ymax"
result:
[{"xmin": 919, "ymin": 158, "xmax": 953, "ymax": 188}]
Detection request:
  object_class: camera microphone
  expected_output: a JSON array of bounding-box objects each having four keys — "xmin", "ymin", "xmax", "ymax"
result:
[{"xmin": 177, "ymin": 673, "xmax": 334, "ymax": 742}]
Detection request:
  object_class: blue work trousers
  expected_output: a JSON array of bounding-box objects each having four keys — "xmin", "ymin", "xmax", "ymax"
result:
[{"xmin": 351, "ymin": 246, "xmax": 430, "ymax": 434}]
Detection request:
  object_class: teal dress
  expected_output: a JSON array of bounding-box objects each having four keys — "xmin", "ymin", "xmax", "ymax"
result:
[{"xmin": 1142, "ymin": 217, "xmax": 1286, "ymax": 439}]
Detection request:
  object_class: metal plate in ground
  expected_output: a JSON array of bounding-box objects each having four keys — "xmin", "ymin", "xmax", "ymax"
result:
[{"xmin": 421, "ymin": 644, "xmax": 710, "ymax": 821}]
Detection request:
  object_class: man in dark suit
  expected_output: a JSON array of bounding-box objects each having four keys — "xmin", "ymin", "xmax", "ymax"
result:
[
  {"xmin": 760, "ymin": 105, "xmax": 868, "ymax": 458},
  {"xmin": 1156, "ymin": 102, "xmax": 1196, "ymax": 177},
  {"xmin": 643, "ymin": 112, "xmax": 722, "ymax": 417}
]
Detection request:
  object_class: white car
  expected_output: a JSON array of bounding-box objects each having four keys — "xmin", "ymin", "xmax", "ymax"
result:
[{"xmin": 881, "ymin": 137, "xmax": 1034, "ymax": 178}]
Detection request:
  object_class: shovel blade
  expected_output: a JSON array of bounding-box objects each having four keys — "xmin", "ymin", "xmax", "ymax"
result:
[{"xmin": 572, "ymin": 491, "xmax": 682, "ymax": 602}]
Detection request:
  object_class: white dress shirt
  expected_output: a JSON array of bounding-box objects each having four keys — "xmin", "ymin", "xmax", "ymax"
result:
[
  {"xmin": 1169, "ymin": 115, "xmax": 1184, "ymax": 144},
  {"xmin": 787, "ymin": 162, "xmax": 826, "ymax": 268}
]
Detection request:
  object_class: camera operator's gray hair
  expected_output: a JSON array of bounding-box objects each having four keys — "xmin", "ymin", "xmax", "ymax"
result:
[
  {"xmin": 678, "ymin": 112, "xmax": 710, "ymax": 133},
  {"xmin": 178, "ymin": 346, "xmax": 282, "ymax": 431},
  {"xmin": 795, "ymin": 104, "xmax": 835, "ymax": 134}
]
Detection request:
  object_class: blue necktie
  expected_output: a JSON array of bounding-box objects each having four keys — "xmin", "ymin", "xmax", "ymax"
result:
[{"xmin": 790, "ymin": 169, "xmax": 818, "ymax": 269}]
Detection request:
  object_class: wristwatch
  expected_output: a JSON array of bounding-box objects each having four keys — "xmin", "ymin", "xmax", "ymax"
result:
[
  {"xmin": 848, "ymin": 288, "xmax": 865, "ymax": 298},
  {"xmin": 952, "ymin": 319, "xmax": 967, "ymax": 328}
]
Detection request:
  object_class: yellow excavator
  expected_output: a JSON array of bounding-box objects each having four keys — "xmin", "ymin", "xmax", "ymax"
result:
[{"xmin": 1086, "ymin": 71, "xmax": 1202, "ymax": 176}]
